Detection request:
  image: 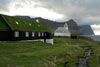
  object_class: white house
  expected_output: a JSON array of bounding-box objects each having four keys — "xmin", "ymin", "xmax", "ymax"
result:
[
  {"xmin": 54, "ymin": 23, "xmax": 71, "ymax": 37},
  {"xmin": 54, "ymin": 19, "xmax": 80, "ymax": 38}
]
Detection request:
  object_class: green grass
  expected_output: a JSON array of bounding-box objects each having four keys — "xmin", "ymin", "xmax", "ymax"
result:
[
  {"xmin": 77, "ymin": 36, "xmax": 93, "ymax": 41},
  {"xmin": 0, "ymin": 38, "xmax": 100, "ymax": 67},
  {"xmin": 0, "ymin": 18, "xmax": 9, "ymax": 30},
  {"xmin": 1, "ymin": 14, "xmax": 51, "ymax": 33},
  {"xmin": 88, "ymin": 41, "xmax": 100, "ymax": 67}
]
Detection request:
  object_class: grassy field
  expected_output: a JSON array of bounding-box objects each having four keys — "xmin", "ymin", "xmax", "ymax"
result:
[
  {"xmin": 0, "ymin": 38, "xmax": 100, "ymax": 67},
  {"xmin": 88, "ymin": 41, "xmax": 100, "ymax": 67}
]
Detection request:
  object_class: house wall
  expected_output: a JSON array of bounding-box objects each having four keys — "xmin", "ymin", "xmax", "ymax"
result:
[
  {"xmin": 0, "ymin": 31, "xmax": 12, "ymax": 41},
  {"xmin": 12, "ymin": 31, "xmax": 52, "ymax": 41},
  {"xmin": 54, "ymin": 33, "xmax": 70, "ymax": 37},
  {"xmin": 54, "ymin": 26, "xmax": 71, "ymax": 37},
  {"xmin": 34, "ymin": 39, "xmax": 54, "ymax": 45},
  {"xmin": 0, "ymin": 31, "xmax": 53, "ymax": 41}
]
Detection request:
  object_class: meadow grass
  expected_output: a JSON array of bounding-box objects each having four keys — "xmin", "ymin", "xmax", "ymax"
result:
[{"xmin": 0, "ymin": 38, "xmax": 99, "ymax": 67}]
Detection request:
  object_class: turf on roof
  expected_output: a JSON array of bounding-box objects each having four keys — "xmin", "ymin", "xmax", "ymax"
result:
[
  {"xmin": 2, "ymin": 15, "xmax": 51, "ymax": 33},
  {"xmin": 0, "ymin": 18, "xmax": 9, "ymax": 30}
]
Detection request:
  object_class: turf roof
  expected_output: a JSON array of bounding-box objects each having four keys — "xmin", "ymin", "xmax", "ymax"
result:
[
  {"xmin": 0, "ymin": 18, "xmax": 9, "ymax": 30},
  {"xmin": 1, "ymin": 15, "xmax": 51, "ymax": 33}
]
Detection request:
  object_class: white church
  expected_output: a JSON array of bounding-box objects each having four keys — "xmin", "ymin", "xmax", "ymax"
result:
[
  {"xmin": 54, "ymin": 23, "xmax": 71, "ymax": 37},
  {"xmin": 54, "ymin": 19, "xmax": 80, "ymax": 38}
]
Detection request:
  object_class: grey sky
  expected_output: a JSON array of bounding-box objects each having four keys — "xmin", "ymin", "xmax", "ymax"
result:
[{"xmin": 0, "ymin": 0, "xmax": 100, "ymax": 25}]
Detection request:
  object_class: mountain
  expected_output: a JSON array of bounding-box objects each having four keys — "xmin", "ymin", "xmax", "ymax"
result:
[
  {"xmin": 16, "ymin": 16, "xmax": 81, "ymax": 35},
  {"xmin": 15, "ymin": 16, "xmax": 33, "ymax": 20},
  {"xmin": 79, "ymin": 25, "xmax": 94, "ymax": 35},
  {"xmin": 34, "ymin": 17, "xmax": 65, "ymax": 32},
  {"xmin": 16, "ymin": 16, "xmax": 65, "ymax": 32},
  {"xmin": 67, "ymin": 19, "xmax": 80, "ymax": 35}
]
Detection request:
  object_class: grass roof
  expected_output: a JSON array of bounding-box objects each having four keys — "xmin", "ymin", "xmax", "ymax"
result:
[
  {"xmin": 0, "ymin": 18, "xmax": 9, "ymax": 30},
  {"xmin": 1, "ymin": 14, "xmax": 51, "ymax": 33}
]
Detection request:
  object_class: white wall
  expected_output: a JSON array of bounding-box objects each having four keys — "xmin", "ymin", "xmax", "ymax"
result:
[
  {"xmin": 54, "ymin": 33, "xmax": 70, "ymax": 37},
  {"xmin": 34, "ymin": 39, "xmax": 54, "ymax": 45},
  {"xmin": 54, "ymin": 26, "xmax": 71, "ymax": 37},
  {"xmin": 45, "ymin": 39, "xmax": 54, "ymax": 45}
]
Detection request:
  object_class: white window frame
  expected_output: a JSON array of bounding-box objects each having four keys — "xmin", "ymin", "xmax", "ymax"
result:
[
  {"xmin": 25, "ymin": 32, "xmax": 29, "ymax": 37},
  {"xmin": 42, "ymin": 33, "xmax": 44, "ymax": 36},
  {"xmin": 32, "ymin": 32, "xmax": 35, "ymax": 37},
  {"xmin": 38, "ymin": 32, "xmax": 41, "ymax": 37},
  {"xmin": 15, "ymin": 31, "xmax": 19, "ymax": 37}
]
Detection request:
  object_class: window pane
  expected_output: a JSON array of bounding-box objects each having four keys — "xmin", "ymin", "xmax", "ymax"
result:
[
  {"xmin": 42, "ymin": 33, "xmax": 44, "ymax": 36},
  {"xmin": 26, "ymin": 32, "xmax": 29, "ymax": 37},
  {"xmin": 38, "ymin": 32, "xmax": 41, "ymax": 37},
  {"xmin": 32, "ymin": 32, "xmax": 34, "ymax": 37},
  {"xmin": 15, "ymin": 32, "xmax": 19, "ymax": 37}
]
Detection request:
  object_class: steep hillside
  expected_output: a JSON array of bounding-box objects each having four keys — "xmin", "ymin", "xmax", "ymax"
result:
[
  {"xmin": 79, "ymin": 25, "xmax": 94, "ymax": 35},
  {"xmin": 16, "ymin": 16, "xmax": 65, "ymax": 32},
  {"xmin": 17, "ymin": 16, "xmax": 81, "ymax": 34},
  {"xmin": 34, "ymin": 17, "xmax": 65, "ymax": 32}
]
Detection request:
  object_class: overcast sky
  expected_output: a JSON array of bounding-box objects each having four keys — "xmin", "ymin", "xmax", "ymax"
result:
[{"xmin": 0, "ymin": 0, "xmax": 100, "ymax": 25}]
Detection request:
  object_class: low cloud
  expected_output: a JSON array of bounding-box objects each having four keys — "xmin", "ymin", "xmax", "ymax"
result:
[
  {"xmin": 35, "ymin": 0, "xmax": 100, "ymax": 25},
  {"xmin": 0, "ymin": 0, "xmax": 100, "ymax": 25},
  {"xmin": 0, "ymin": 0, "xmax": 12, "ymax": 12}
]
